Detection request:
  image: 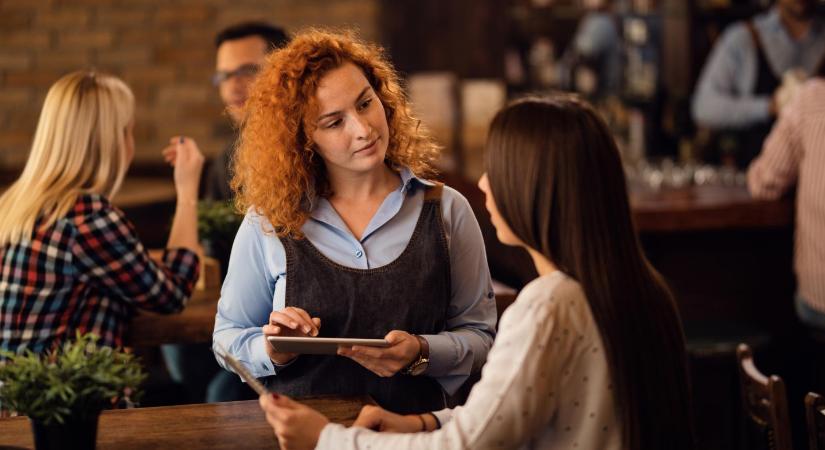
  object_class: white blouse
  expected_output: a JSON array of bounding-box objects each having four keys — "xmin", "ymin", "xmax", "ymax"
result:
[{"xmin": 317, "ymin": 271, "xmax": 620, "ymax": 449}]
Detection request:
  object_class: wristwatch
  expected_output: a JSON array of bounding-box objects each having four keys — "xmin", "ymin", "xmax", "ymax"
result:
[{"xmin": 403, "ymin": 335, "xmax": 429, "ymax": 376}]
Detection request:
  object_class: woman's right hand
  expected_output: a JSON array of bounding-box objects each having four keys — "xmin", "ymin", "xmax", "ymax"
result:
[
  {"xmin": 262, "ymin": 307, "xmax": 322, "ymax": 365},
  {"xmin": 162, "ymin": 136, "xmax": 204, "ymax": 203}
]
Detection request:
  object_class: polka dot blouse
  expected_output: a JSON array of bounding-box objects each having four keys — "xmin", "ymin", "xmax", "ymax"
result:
[{"xmin": 318, "ymin": 271, "xmax": 620, "ymax": 449}]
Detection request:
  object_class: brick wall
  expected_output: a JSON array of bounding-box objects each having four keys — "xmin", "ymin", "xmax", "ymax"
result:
[{"xmin": 0, "ymin": 0, "xmax": 379, "ymax": 170}]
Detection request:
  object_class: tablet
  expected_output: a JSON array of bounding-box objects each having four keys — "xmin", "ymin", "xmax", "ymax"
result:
[{"xmin": 267, "ymin": 336, "xmax": 390, "ymax": 355}]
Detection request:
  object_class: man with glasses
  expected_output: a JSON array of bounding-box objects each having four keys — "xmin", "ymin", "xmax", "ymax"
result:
[
  {"xmin": 206, "ymin": 22, "xmax": 289, "ymax": 200},
  {"xmin": 162, "ymin": 22, "xmax": 288, "ymax": 404}
]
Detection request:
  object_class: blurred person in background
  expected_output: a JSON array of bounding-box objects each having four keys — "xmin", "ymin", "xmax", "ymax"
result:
[
  {"xmin": 692, "ymin": 0, "xmax": 825, "ymax": 166},
  {"xmin": 160, "ymin": 21, "xmax": 290, "ymax": 404},
  {"xmin": 747, "ymin": 58, "xmax": 825, "ymax": 335},
  {"xmin": 558, "ymin": 0, "xmax": 623, "ymax": 98}
]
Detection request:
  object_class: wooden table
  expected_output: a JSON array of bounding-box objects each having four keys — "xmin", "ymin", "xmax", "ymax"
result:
[
  {"xmin": 126, "ymin": 287, "xmax": 221, "ymax": 347},
  {"xmin": 0, "ymin": 396, "xmax": 370, "ymax": 449}
]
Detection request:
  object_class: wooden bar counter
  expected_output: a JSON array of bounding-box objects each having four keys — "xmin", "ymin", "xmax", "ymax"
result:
[
  {"xmin": 0, "ymin": 396, "xmax": 370, "ymax": 449},
  {"xmin": 630, "ymin": 184, "xmax": 793, "ymax": 233},
  {"xmin": 627, "ymin": 184, "xmax": 796, "ymax": 328}
]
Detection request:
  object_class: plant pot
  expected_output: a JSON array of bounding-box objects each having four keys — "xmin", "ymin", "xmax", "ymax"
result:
[{"xmin": 30, "ymin": 413, "xmax": 100, "ymax": 450}]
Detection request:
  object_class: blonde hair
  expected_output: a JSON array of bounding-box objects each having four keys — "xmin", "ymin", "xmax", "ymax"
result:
[{"xmin": 0, "ymin": 71, "xmax": 135, "ymax": 246}]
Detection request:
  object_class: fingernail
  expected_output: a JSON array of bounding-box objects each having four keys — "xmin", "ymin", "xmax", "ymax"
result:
[
  {"xmin": 271, "ymin": 392, "xmax": 280, "ymax": 400},
  {"xmin": 291, "ymin": 322, "xmax": 298, "ymax": 328},
  {"xmin": 311, "ymin": 330, "xmax": 318, "ymax": 337},
  {"xmin": 303, "ymin": 326, "xmax": 311, "ymax": 334}
]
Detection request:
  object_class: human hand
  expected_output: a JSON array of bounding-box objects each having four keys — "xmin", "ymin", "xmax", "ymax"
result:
[
  {"xmin": 773, "ymin": 69, "xmax": 807, "ymax": 116},
  {"xmin": 262, "ymin": 307, "xmax": 321, "ymax": 365},
  {"xmin": 259, "ymin": 393, "xmax": 329, "ymax": 450},
  {"xmin": 353, "ymin": 404, "xmax": 424, "ymax": 432},
  {"xmin": 337, "ymin": 330, "xmax": 421, "ymax": 377},
  {"xmin": 162, "ymin": 136, "xmax": 204, "ymax": 203}
]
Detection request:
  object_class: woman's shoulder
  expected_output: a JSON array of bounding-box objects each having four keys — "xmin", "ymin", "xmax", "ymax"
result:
[
  {"xmin": 66, "ymin": 193, "xmax": 118, "ymax": 223},
  {"xmin": 242, "ymin": 207, "xmax": 279, "ymax": 238},
  {"xmin": 514, "ymin": 272, "xmax": 589, "ymax": 319}
]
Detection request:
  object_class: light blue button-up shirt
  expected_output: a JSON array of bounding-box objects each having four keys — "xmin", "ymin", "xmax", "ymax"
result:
[
  {"xmin": 692, "ymin": 7, "xmax": 825, "ymax": 129},
  {"xmin": 213, "ymin": 168, "xmax": 497, "ymax": 395}
]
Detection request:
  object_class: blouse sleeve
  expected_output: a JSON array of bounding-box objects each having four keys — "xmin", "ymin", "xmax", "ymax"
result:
[
  {"xmin": 423, "ymin": 186, "xmax": 497, "ymax": 395},
  {"xmin": 317, "ymin": 281, "xmax": 571, "ymax": 449},
  {"xmin": 71, "ymin": 201, "xmax": 199, "ymax": 314}
]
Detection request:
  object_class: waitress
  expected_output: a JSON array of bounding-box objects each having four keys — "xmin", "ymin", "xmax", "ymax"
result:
[{"xmin": 212, "ymin": 30, "xmax": 496, "ymax": 414}]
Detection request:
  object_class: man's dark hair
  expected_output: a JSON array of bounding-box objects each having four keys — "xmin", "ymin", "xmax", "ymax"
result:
[{"xmin": 215, "ymin": 22, "xmax": 289, "ymax": 51}]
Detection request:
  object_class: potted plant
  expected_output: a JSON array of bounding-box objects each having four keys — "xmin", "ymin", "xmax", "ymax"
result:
[
  {"xmin": 198, "ymin": 200, "xmax": 243, "ymax": 279},
  {"xmin": 0, "ymin": 333, "xmax": 145, "ymax": 450}
]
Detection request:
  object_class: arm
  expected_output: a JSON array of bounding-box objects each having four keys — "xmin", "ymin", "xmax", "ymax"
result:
[
  {"xmin": 692, "ymin": 25, "xmax": 773, "ymax": 129},
  {"xmin": 423, "ymin": 187, "xmax": 497, "ymax": 395},
  {"xmin": 71, "ymin": 201, "xmax": 199, "ymax": 314},
  {"xmin": 163, "ymin": 136, "xmax": 204, "ymax": 254},
  {"xmin": 212, "ymin": 213, "xmax": 282, "ymax": 378},
  {"xmin": 747, "ymin": 90, "xmax": 805, "ymax": 199},
  {"xmin": 316, "ymin": 287, "xmax": 565, "ymax": 449}
]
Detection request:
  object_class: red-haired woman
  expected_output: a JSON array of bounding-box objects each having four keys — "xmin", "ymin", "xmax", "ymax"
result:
[{"xmin": 212, "ymin": 30, "xmax": 496, "ymax": 414}]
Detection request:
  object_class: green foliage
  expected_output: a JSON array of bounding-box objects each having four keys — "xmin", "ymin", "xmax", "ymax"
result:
[
  {"xmin": 0, "ymin": 333, "xmax": 145, "ymax": 425},
  {"xmin": 197, "ymin": 200, "xmax": 243, "ymax": 244}
]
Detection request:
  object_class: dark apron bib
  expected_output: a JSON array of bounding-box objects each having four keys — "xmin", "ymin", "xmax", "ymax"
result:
[
  {"xmin": 266, "ymin": 183, "xmax": 451, "ymax": 414},
  {"xmin": 736, "ymin": 20, "xmax": 782, "ymax": 167}
]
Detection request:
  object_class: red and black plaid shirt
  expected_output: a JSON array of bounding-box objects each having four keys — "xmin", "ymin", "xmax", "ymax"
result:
[{"xmin": 0, "ymin": 194, "xmax": 199, "ymax": 355}]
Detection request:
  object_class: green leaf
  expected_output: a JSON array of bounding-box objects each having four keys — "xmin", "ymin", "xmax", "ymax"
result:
[{"xmin": 0, "ymin": 333, "xmax": 146, "ymax": 423}]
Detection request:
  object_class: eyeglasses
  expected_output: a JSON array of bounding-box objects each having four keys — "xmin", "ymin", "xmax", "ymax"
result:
[{"xmin": 211, "ymin": 64, "xmax": 260, "ymax": 87}]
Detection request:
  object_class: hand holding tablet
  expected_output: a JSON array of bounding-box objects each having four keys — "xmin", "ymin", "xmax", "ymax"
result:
[{"xmin": 262, "ymin": 306, "xmax": 322, "ymax": 364}]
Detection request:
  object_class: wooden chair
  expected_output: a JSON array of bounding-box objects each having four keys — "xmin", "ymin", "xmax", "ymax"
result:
[
  {"xmin": 806, "ymin": 392, "xmax": 825, "ymax": 450},
  {"xmin": 736, "ymin": 343, "xmax": 793, "ymax": 450}
]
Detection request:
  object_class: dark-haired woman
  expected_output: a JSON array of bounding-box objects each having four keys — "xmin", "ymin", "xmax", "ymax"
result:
[{"xmin": 258, "ymin": 95, "xmax": 695, "ymax": 450}]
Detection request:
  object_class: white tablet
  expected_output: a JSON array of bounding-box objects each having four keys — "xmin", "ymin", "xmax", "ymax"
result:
[{"xmin": 267, "ymin": 336, "xmax": 390, "ymax": 355}]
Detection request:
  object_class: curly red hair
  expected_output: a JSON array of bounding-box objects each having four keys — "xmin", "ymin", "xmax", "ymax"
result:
[{"xmin": 232, "ymin": 29, "xmax": 440, "ymax": 238}]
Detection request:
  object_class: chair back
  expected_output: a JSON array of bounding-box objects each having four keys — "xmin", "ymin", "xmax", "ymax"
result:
[
  {"xmin": 736, "ymin": 343, "xmax": 793, "ymax": 450},
  {"xmin": 807, "ymin": 392, "xmax": 825, "ymax": 450}
]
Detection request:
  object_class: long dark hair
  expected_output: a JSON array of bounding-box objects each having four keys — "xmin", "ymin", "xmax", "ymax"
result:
[{"xmin": 485, "ymin": 95, "xmax": 694, "ymax": 449}]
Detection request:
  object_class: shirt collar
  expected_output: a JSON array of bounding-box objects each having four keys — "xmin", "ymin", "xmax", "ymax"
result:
[
  {"xmin": 307, "ymin": 166, "xmax": 433, "ymax": 221},
  {"xmin": 398, "ymin": 166, "xmax": 434, "ymax": 195}
]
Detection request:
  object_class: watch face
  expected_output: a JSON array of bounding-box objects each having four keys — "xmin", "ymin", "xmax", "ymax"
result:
[{"xmin": 410, "ymin": 359, "xmax": 428, "ymax": 376}]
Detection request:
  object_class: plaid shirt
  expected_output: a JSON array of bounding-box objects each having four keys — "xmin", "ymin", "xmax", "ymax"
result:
[{"xmin": 0, "ymin": 194, "xmax": 199, "ymax": 355}]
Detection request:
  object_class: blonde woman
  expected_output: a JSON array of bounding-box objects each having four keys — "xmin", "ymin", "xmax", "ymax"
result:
[{"xmin": 0, "ymin": 71, "xmax": 204, "ymax": 355}]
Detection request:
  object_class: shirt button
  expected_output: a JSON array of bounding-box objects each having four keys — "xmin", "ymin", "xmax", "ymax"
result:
[{"xmin": 355, "ymin": 250, "xmax": 363, "ymax": 258}]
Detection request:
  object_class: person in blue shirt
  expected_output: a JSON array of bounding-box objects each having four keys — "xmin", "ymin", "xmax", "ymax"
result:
[
  {"xmin": 212, "ymin": 30, "xmax": 497, "ymax": 414},
  {"xmin": 692, "ymin": 0, "xmax": 825, "ymax": 165},
  {"xmin": 559, "ymin": 0, "xmax": 623, "ymax": 98}
]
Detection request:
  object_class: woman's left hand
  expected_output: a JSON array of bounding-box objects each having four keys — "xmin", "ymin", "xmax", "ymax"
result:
[
  {"xmin": 337, "ymin": 330, "xmax": 421, "ymax": 377},
  {"xmin": 259, "ymin": 393, "xmax": 329, "ymax": 450}
]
